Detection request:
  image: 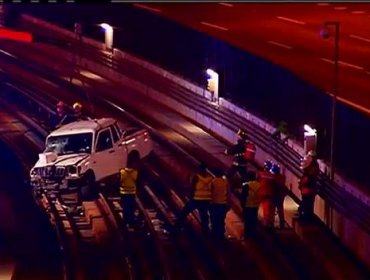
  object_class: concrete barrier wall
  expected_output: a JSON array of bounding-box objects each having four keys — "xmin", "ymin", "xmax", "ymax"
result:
[{"xmin": 19, "ymin": 14, "xmax": 370, "ymax": 267}]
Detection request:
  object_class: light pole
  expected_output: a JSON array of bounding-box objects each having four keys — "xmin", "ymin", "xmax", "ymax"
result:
[
  {"xmin": 99, "ymin": 23, "xmax": 114, "ymax": 52},
  {"xmin": 320, "ymin": 21, "xmax": 340, "ymax": 180},
  {"xmin": 206, "ymin": 68, "xmax": 219, "ymax": 103}
]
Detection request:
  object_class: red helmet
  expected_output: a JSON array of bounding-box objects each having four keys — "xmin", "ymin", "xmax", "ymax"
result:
[{"xmin": 57, "ymin": 101, "xmax": 65, "ymax": 108}]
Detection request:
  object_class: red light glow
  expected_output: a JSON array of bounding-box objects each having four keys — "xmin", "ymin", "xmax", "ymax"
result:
[{"xmin": 0, "ymin": 28, "xmax": 33, "ymax": 43}]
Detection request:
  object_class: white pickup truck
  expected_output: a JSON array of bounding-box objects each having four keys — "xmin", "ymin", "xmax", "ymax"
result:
[{"xmin": 30, "ymin": 117, "xmax": 152, "ymax": 197}]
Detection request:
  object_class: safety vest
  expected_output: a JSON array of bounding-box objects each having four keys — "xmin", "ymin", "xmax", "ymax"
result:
[
  {"xmin": 120, "ymin": 168, "xmax": 138, "ymax": 195},
  {"xmin": 193, "ymin": 174, "xmax": 213, "ymax": 201},
  {"xmin": 244, "ymin": 142, "xmax": 256, "ymax": 161},
  {"xmin": 245, "ymin": 181, "xmax": 261, "ymax": 208},
  {"xmin": 257, "ymin": 171, "xmax": 275, "ymax": 197},
  {"xmin": 211, "ymin": 177, "xmax": 228, "ymax": 204}
]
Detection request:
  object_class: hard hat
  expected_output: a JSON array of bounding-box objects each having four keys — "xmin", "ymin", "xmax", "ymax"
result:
[
  {"xmin": 264, "ymin": 160, "xmax": 273, "ymax": 171},
  {"xmin": 270, "ymin": 164, "xmax": 281, "ymax": 175},
  {"xmin": 307, "ymin": 150, "xmax": 316, "ymax": 157},
  {"xmin": 237, "ymin": 129, "xmax": 248, "ymax": 139},
  {"xmin": 73, "ymin": 102, "xmax": 82, "ymax": 110}
]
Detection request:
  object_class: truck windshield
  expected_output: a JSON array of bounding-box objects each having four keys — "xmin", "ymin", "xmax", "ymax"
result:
[{"xmin": 45, "ymin": 133, "xmax": 93, "ymax": 155}]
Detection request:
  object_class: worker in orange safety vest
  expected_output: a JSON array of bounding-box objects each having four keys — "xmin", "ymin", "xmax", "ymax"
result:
[
  {"xmin": 257, "ymin": 160, "xmax": 276, "ymax": 229},
  {"xmin": 298, "ymin": 150, "xmax": 320, "ymax": 220},
  {"xmin": 270, "ymin": 164, "xmax": 287, "ymax": 228}
]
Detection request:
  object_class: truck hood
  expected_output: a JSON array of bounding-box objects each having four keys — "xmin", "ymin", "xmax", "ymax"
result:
[{"xmin": 34, "ymin": 153, "xmax": 89, "ymax": 168}]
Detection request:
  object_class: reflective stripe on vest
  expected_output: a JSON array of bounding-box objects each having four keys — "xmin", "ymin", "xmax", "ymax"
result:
[
  {"xmin": 120, "ymin": 168, "xmax": 138, "ymax": 195},
  {"xmin": 244, "ymin": 143, "xmax": 256, "ymax": 160},
  {"xmin": 211, "ymin": 177, "xmax": 228, "ymax": 204},
  {"xmin": 246, "ymin": 181, "xmax": 261, "ymax": 208},
  {"xmin": 259, "ymin": 172, "xmax": 275, "ymax": 180},
  {"xmin": 194, "ymin": 174, "xmax": 213, "ymax": 200},
  {"xmin": 301, "ymin": 187, "xmax": 316, "ymax": 195}
]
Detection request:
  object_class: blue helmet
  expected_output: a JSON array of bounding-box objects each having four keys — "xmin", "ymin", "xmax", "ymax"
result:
[
  {"xmin": 270, "ymin": 164, "xmax": 281, "ymax": 175},
  {"xmin": 264, "ymin": 160, "xmax": 273, "ymax": 171}
]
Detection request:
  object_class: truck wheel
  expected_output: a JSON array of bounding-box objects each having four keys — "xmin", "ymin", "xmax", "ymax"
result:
[{"xmin": 82, "ymin": 171, "xmax": 98, "ymax": 201}]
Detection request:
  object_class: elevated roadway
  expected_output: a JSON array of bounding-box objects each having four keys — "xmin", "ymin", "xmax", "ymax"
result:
[{"xmin": 140, "ymin": 3, "xmax": 370, "ymax": 114}]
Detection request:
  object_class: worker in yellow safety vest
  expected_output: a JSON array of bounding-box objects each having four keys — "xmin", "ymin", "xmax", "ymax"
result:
[
  {"xmin": 120, "ymin": 158, "xmax": 139, "ymax": 227},
  {"xmin": 210, "ymin": 168, "xmax": 230, "ymax": 239},
  {"xmin": 240, "ymin": 171, "xmax": 261, "ymax": 238},
  {"xmin": 177, "ymin": 162, "xmax": 213, "ymax": 233}
]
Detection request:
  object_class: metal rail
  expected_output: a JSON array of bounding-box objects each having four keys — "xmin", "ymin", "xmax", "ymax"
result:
[
  {"xmin": 0, "ymin": 97, "xmax": 72, "ymax": 280},
  {"xmin": 0, "ymin": 77, "xmax": 189, "ymax": 280},
  {"xmin": 0, "ymin": 85, "xmax": 136, "ymax": 280}
]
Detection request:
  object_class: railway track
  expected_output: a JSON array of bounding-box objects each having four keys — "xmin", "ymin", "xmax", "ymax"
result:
[
  {"xmin": 0, "ymin": 66, "xmax": 324, "ymax": 280},
  {"xmin": 0, "ymin": 78, "xmax": 224, "ymax": 280},
  {"xmin": 0, "ymin": 95, "xmax": 133, "ymax": 280}
]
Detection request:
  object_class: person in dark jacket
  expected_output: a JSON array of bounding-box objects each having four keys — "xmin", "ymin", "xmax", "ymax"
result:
[
  {"xmin": 225, "ymin": 129, "xmax": 249, "ymax": 180},
  {"xmin": 58, "ymin": 102, "xmax": 89, "ymax": 126},
  {"xmin": 53, "ymin": 100, "xmax": 68, "ymax": 129},
  {"xmin": 298, "ymin": 150, "xmax": 320, "ymax": 220}
]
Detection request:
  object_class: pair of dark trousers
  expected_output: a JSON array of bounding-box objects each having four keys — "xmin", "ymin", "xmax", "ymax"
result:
[
  {"xmin": 210, "ymin": 204, "xmax": 229, "ymax": 238},
  {"xmin": 243, "ymin": 207, "xmax": 259, "ymax": 237},
  {"xmin": 121, "ymin": 194, "xmax": 136, "ymax": 225},
  {"xmin": 179, "ymin": 200, "xmax": 210, "ymax": 232},
  {"xmin": 300, "ymin": 194, "xmax": 315, "ymax": 219},
  {"xmin": 274, "ymin": 196, "xmax": 286, "ymax": 226},
  {"xmin": 227, "ymin": 164, "xmax": 247, "ymax": 180}
]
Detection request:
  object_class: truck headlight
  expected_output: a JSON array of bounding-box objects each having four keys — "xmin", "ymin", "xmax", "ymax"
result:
[
  {"xmin": 68, "ymin": 165, "xmax": 81, "ymax": 176},
  {"xmin": 68, "ymin": 166, "xmax": 78, "ymax": 175}
]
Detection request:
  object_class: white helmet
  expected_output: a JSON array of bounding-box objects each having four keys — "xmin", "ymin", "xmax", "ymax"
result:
[
  {"xmin": 307, "ymin": 150, "xmax": 316, "ymax": 157},
  {"xmin": 301, "ymin": 155, "xmax": 313, "ymax": 170}
]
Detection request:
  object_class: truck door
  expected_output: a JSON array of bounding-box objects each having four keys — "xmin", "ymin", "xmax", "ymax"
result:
[
  {"xmin": 110, "ymin": 124, "xmax": 127, "ymax": 169},
  {"xmin": 94, "ymin": 128, "xmax": 116, "ymax": 181}
]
